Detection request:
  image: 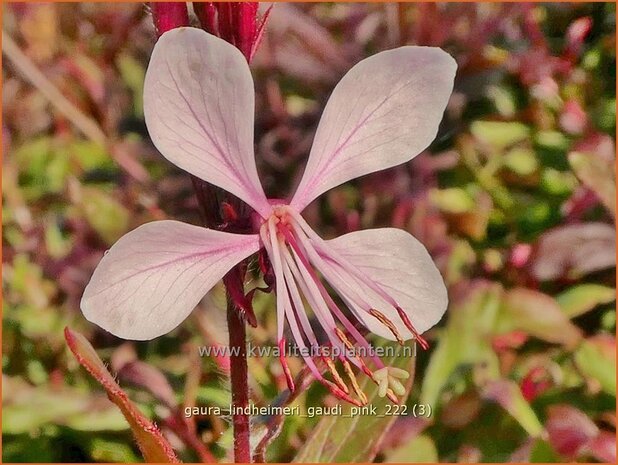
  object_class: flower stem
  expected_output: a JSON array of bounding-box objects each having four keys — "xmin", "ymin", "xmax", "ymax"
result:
[
  {"xmin": 227, "ymin": 289, "xmax": 252, "ymax": 463},
  {"xmin": 150, "ymin": 5, "xmax": 267, "ymax": 461}
]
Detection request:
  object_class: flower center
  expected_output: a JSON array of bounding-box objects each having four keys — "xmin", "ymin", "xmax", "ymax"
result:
[{"xmin": 258, "ymin": 204, "xmax": 426, "ymax": 405}]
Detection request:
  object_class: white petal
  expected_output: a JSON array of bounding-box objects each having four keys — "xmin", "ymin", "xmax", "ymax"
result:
[
  {"xmin": 81, "ymin": 221, "xmax": 260, "ymax": 340},
  {"xmin": 324, "ymin": 228, "xmax": 448, "ymax": 340},
  {"xmin": 144, "ymin": 27, "xmax": 270, "ymax": 217},
  {"xmin": 290, "ymin": 47, "xmax": 456, "ymax": 211}
]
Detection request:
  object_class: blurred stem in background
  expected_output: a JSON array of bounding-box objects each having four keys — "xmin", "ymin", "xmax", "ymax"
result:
[{"xmin": 150, "ymin": 3, "xmax": 268, "ymax": 462}]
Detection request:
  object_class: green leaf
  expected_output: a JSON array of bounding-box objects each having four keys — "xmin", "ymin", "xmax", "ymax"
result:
[
  {"xmin": 3, "ymin": 376, "xmax": 128, "ymax": 434},
  {"xmin": 293, "ymin": 341, "xmax": 415, "ymax": 462},
  {"xmin": 535, "ymin": 131, "xmax": 569, "ymax": 151},
  {"xmin": 529, "ymin": 439, "xmax": 561, "ymax": 462},
  {"xmin": 44, "ymin": 220, "xmax": 72, "ymax": 259},
  {"xmin": 429, "ymin": 188, "xmax": 475, "ymax": 214},
  {"xmin": 557, "ymin": 284, "xmax": 616, "ymax": 318},
  {"xmin": 383, "ymin": 434, "xmax": 438, "ymax": 462},
  {"xmin": 70, "ymin": 140, "xmax": 113, "ymax": 171},
  {"xmin": 2, "ymin": 435, "xmax": 57, "ymax": 463},
  {"xmin": 197, "ymin": 385, "xmax": 232, "ymax": 408},
  {"xmin": 470, "ymin": 121, "xmax": 530, "ymax": 150},
  {"xmin": 497, "ymin": 288, "xmax": 582, "ymax": 347},
  {"xmin": 9, "ymin": 254, "xmax": 52, "ymax": 309},
  {"xmin": 540, "ymin": 168, "xmax": 577, "ymax": 196},
  {"xmin": 3, "ymin": 386, "xmax": 89, "ymax": 434},
  {"xmin": 444, "ymin": 239, "xmax": 476, "ymax": 284},
  {"xmin": 594, "ymin": 98, "xmax": 616, "ymax": 132},
  {"xmin": 66, "ymin": 407, "xmax": 130, "ymax": 432},
  {"xmin": 13, "ymin": 137, "xmax": 70, "ymax": 199},
  {"xmin": 116, "ymin": 53, "xmax": 146, "ymax": 118},
  {"xmin": 64, "ymin": 327, "xmax": 179, "ymax": 462},
  {"xmin": 573, "ymin": 336, "xmax": 616, "ymax": 395},
  {"xmin": 11, "ymin": 304, "xmax": 60, "ymax": 339},
  {"xmin": 482, "ymin": 380, "xmax": 543, "ymax": 437},
  {"xmin": 487, "ymin": 85, "xmax": 517, "ymax": 118},
  {"xmin": 81, "ymin": 187, "xmax": 130, "ymax": 244},
  {"xmin": 421, "ymin": 282, "xmax": 502, "ymax": 406},
  {"xmin": 504, "ymin": 148, "xmax": 538, "ymax": 176},
  {"xmin": 88, "ymin": 438, "xmax": 141, "ymax": 462}
]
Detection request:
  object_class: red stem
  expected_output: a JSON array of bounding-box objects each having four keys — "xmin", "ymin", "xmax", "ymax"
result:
[
  {"xmin": 151, "ymin": 2, "xmax": 189, "ymax": 36},
  {"xmin": 193, "ymin": 2, "xmax": 219, "ymax": 36},
  {"xmin": 227, "ymin": 295, "xmax": 252, "ymax": 462},
  {"xmin": 150, "ymin": 4, "xmax": 264, "ymax": 461}
]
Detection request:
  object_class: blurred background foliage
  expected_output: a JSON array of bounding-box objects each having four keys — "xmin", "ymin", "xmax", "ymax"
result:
[{"xmin": 2, "ymin": 2, "xmax": 616, "ymax": 463}]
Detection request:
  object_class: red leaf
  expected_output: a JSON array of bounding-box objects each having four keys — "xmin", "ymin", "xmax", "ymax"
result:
[
  {"xmin": 531, "ymin": 223, "xmax": 616, "ymax": 281},
  {"xmin": 118, "ymin": 360, "xmax": 178, "ymax": 409},
  {"xmin": 64, "ymin": 327, "xmax": 179, "ymax": 463},
  {"xmin": 588, "ymin": 430, "xmax": 617, "ymax": 463},
  {"xmin": 546, "ymin": 404, "xmax": 598, "ymax": 459}
]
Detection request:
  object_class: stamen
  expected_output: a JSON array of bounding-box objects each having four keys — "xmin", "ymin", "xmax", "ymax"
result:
[
  {"xmin": 342, "ymin": 359, "xmax": 368, "ymax": 405},
  {"xmin": 281, "ymin": 255, "xmax": 319, "ymax": 347},
  {"xmin": 288, "ymin": 210, "xmax": 398, "ymax": 306},
  {"xmin": 281, "ymin": 244, "xmax": 346, "ymax": 355},
  {"xmin": 324, "ymin": 357, "xmax": 349, "ymax": 394},
  {"xmin": 369, "ymin": 309, "xmax": 405, "ymax": 345},
  {"xmin": 261, "ymin": 208, "xmax": 413, "ymax": 407},
  {"xmin": 262, "ymin": 220, "xmax": 323, "ymax": 394},
  {"xmin": 334, "ymin": 327, "xmax": 373, "ymax": 377},
  {"xmin": 386, "ymin": 389, "xmax": 399, "ymax": 404},
  {"xmin": 265, "ymin": 236, "xmax": 363, "ymax": 407},
  {"xmin": 325, "ymin": 381, "xmax": 364, "ymax": 407},
  {"xmin": 283, "ymin": 234, "xmax": 375, "ymax": 373},
  {"xmin": 278, "ymin": 338, "xmax": 295, "ymax": 392},
  {"xmin": 396, "ymin": 307, "xmax": 429, "ymax": 350},
  {"xmin": 265, "ymin": 217, "xmax": 286, "ymax": 343},
  {"xmin": 334, "ymin": 327, "xmax": 355, "ymax": 352},
  {"xmin": 281, "ymin": 225, "xmax": 382, "ymax": 368},
  {"xmin": 288, "ymin": 209, "xmax": 430, "ymax": 348}
]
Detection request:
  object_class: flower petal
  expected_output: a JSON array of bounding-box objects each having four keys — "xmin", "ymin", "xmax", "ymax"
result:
[
  {"xmin": 81, "ymin": 221, "xmax": 260, "ymax": 340},
  {"xmin": 144, "ymin": 27, "xmax": 270, "ymax": 217},
  {"xmin": 323, "ymin": 228, "xmax": 448, "ymax": 340},
  {"xmin": 290, "ymin": 47, "xmax": 456, "ymax": 211}
]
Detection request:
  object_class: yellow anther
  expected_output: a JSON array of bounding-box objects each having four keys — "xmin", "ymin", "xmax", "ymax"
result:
[
  {"xmin": 342, "ymin": 359, "xmax": 368, "ymax": 405},
  {"xmin": 369, "ymin": 309, "xmax": 405, "ymax": 345},
  {"xmin": 324, "ymin": 357, "xmax": 349, "ymax": 394}
]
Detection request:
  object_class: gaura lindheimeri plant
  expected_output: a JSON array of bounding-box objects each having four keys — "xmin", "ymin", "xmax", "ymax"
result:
[{"xmin": 81, "ymin": 27, "xmax": 456, "ymax": 405}]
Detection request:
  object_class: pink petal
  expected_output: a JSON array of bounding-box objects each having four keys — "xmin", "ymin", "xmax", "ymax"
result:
[
  {"xmin": 324, "ymin": 228, "xmax": 448, "ymax": 340},
  {"xmin": 81, "ymin": 221, "xmax": 260, "ymax": 340},
  {"xmin": 144, "ymin": 28, "xmax": 270, "ymax": 217},
  {"xmin": 290, "ymin": 47, "xmax": 456, "ymax": 211}
]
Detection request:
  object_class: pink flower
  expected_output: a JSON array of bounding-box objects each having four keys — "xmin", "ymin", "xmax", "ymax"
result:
[{"xmin": 81, "ymin": 27, "xmax": 456, "ymax": 404}]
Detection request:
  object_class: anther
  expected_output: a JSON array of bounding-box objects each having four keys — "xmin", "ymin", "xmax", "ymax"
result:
[
  {"xmin": 334, "ymin": 327, "xmax": 374, "ymax": 376},
  {"xmin": 334, "ymin": 327, "xmax": 355, "ymax": 351},
  {"xmin": 323, "ymin": 357, "xmax": 349, "ymax": 394},
  {"xmin": 369, "ymin": 309, "xmax": 405, "ymax": 345},
  {"xmin": 324, "ymin": 380, "xmax": 363, "ymax": 407},
  {"xmin": 342, "ymin": 359, "xmax": 368, "ymax": 405},
  {"xmin": 396, "ymin": 307, "xmax": 429, "ymax": 350},
  {"xmin": 359, "ymin": 361, "xmax": 374, "ymax": 378}
]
